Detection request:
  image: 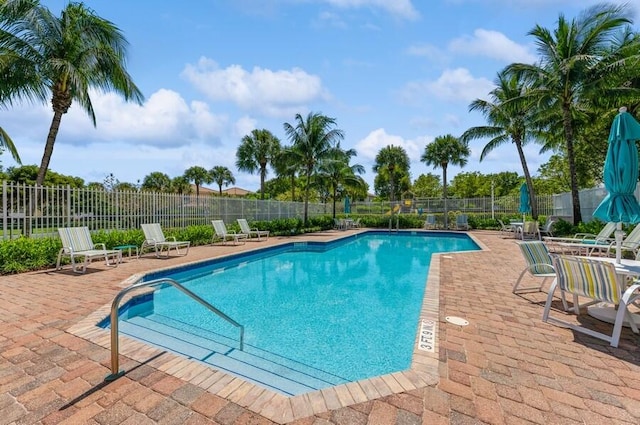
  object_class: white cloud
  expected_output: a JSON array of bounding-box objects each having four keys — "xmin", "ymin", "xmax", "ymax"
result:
[
  {"xmin": 449, "ymin": 29, "xmax": 536, "ymax": 64},
  {"xmin": 405, "ymin": 43, "xmax": 449, "ymax": 65},
  {"xmin": 323, "ymin": 0, "xmax": 419, "ymax": 20},
  {"xmin": 399, "ymin": 68, "xmax": 494, "ymax": 104},
  {"xmin": 60, "ymin": 89, "xmax": 230, "ymax": 147},
  {"xmin": 181, "ymin": 57, "xmax": 328, "ymax": 118},
  {"xmin": 354, "ymin": 128, "xmax": 423, "ymax": 161}
]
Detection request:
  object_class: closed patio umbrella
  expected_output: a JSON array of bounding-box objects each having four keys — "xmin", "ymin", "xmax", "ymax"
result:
[
  {"xmin": 593, "ymin": 107, "xmax": 640, "ymax": 264},
  {"xmin": 344, "ymin": 195, "xmax": 351, "ymax": 214},
  {"xmin": 519, "ymin": 182, "xmax": 530, "ymax": 223}
]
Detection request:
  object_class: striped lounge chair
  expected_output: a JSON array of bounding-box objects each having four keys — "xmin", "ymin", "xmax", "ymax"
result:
[
  {"xmin": 141, "ymin": 223, "xmax": 190, "ymax": 257},
  {"xmin": 56, "ymin": 227, "xmax": 121, "ymax": 273},
  {"xmin": 543, "ymin": 255, "xmax": 640, "ymax": 347},
  {"xmin": 515, "ymin": 241, "xmax": 558, "ymax": 296}
]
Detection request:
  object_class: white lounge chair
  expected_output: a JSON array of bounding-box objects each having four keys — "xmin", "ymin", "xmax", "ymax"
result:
[
  {"xmin": 424, "ymin": 214, "xmax": 437, "ymax": 230},
  {"xmin": 141, "ymin": 223, "xmax": 190, "ymax": 257},
  {"xmin": 455, "ymin": 214, "xmax": 469, "ymax": 231},
  {"xmin": 557, "ymin": 223, "xmax": 640, "ymax": 258},
  {"xmin": 56, "ymin": 227, "xmax": 121, "ymax": 273},
  {"xmin": 497, "ymin": 219, "xmax": 515, "ymax": 237},
  {"xmin": 543, "ymin": 221, "xmax": 616, "ymax": 244},
  {"xmin": 543, "ymin": 254, "xmax": 640, "ymax": 347},
  {"xmin": 212, "ymin": 220, "xmax": 248, "ymax": 245},
  {"xmin": 237, "ymin": 218, "xmax": 269, "ymax": 241}
]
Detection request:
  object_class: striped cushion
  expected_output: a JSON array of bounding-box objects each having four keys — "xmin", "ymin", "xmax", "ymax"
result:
[
  {"xmin": 552, "ymin": 255, "xmax": 620, "ymax": 304},
  {"xmin": 141, "ymin": 223, "xmax": 166, "ymax": 243},
  {"xmin": 58, "ymin": 227, "xmax": 95, "ymax": 252},
  {"xmin": 518, "ymin": 241, "xmax": 554, "ymax": 275}
]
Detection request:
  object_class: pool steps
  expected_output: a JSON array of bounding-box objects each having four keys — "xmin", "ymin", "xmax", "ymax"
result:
[{"xmin": 117, "ymin": 314, "xmax": 347, "ymax": 395}]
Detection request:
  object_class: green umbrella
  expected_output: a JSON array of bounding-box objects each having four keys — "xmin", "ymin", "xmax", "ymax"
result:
[
  {"xmin": 344, "ymin": 195, "xmax": 351, "ymax": 214},
  {"xmin": 519, "ymin": 182, "xmax": 530, "ymax": 222},
  {"xmin": 593, "ymin": 107, "xmax": 640, "ymax": 263}
]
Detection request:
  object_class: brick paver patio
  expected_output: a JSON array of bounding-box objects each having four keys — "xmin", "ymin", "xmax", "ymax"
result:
[{"xmin": 1, "ymin": 230, "xmax": 639, "ymax": 424}]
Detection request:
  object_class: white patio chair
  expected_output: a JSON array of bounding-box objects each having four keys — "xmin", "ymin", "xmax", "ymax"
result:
[
  {"xmin": 514, "ymin": 241, "xmax": 566, "ymax": 310},
  {"xmin": 544, "ymin": 254, "xmax": 640, "ymax": 347},
  {"xmin": 455, "ymin": 214, "xmax": 469, "ymax": 231},
  {"xmin": 141, "ymin": 223, "xmax": 190, "ymax": 257},
  {"xmin": 237, "ymin": 218, "xmax": 269, "ymax": 241},
  {"xmin": 56, "ymin": 227, "xmax": 120, "ymax": 273},
  {"xmin": 212, "ymin": 220, "xmax": 248, "ymax": 245}
]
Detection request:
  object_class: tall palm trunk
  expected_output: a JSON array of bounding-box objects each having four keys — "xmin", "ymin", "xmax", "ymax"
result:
[
  {"xmin": 36, "ymin": 110, "xmax": 64, "ymax": 185},
  {"xmin": 442, "ymin": 164, "xmax": 448, "ymax": 229},
  {"xmin": 562, "ymin": 106, "xmax": 582, "ymax": 224},
  {"xmin": 303, "ymin": 171, "xmax": 311, "ymax": 224},
  {"xmin": 332, "ymin": 186, "xmax": 337, "ymax": 219},
  {"xmin": 260, "ymin": 166, "xmax": 266, "ymax": 200}
]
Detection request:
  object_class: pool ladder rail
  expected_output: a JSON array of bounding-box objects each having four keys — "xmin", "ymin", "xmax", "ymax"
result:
[{"xmin": 105, "ymin": 278, "xmax": 244, "ymax": 382}]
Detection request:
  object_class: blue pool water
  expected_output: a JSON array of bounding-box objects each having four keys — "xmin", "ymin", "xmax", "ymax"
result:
[{"xmin": 109, "ymin": 231, "xmax": 478, "ymax": 394}]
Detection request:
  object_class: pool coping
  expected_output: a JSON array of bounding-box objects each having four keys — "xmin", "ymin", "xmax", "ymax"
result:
[{"xmin": 66, "ymin": 229, "xmax": 487, "ymax": 424}]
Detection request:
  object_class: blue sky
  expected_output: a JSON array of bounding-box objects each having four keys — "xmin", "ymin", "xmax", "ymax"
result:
[{"xmin": 1, "ymin": 0, "xmax": 637, "ymax": 191}]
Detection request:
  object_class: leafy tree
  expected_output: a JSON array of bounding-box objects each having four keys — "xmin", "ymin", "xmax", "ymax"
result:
[
  {"xmin": 412, "ymin": 173, "xmax": 442, "ymax": 198},
  {"xmin": 490, "ymin": 171, "xmax": 522, "ymax": 197},
  {"xmin": 449, "ymin": 172, "xmax": 490, "ymax": 198},
  {"xmin": 506, "ymin": 3, "xmax": 640, "ymax": 224},
  {"xmin": 184, "ymin": 166, "xmax": 212, "ymax": 198},
  {"xmin": 372, "ymin": 145, "xmax": 410, "ymax": 201},
  {"xmin": 283, "ymin": 112, "xmax": 344, "ymax": 224},
  {"xmin": 316, "ymin": 147, "xmax": 366, "ymax": 218},
  {"xmin": 170, "ymin": 176, "xmax": 192, "ymax": 194},
  {"xmin": 461, "ymin": 71, "xmax": 540, "ymax": 218},
  {"xmin": 210, "ymin": 166, "xmax": 235, "ymax": 196},
  {"xmin": 421, "ymin": 134, "xmax": 470, "ymax": 228},
  {"xmin": 141, "ymin": 172, "xmax": 171, "ymax": 192},
  {"xmin": 0, "ymin": 0, "xmax": 144, "ymax": 185},
  {"xmin": 236, "ymin": 129, "xmax": 281, "ymax": 200},
  {"xmin": 86, "ymin": 181, "xmax": 105, "ymax": 191},
  {"xmin": 6, "ymin": 164, "xmax": 83, "ymax": 187},
  {"xmin": 114, "ymin": 181, "xmax": 137, "ymax": 191}
]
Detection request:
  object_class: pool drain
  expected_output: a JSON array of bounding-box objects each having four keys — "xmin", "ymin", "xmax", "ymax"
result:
[{"xmin": 445, "ymin": 316, "xmax": 469, "ymax": 326}]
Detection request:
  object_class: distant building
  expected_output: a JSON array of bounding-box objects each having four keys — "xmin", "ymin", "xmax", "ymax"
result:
[{"xmin": 222, "ymin": 187, "xmax": 253, "ymax": 197}]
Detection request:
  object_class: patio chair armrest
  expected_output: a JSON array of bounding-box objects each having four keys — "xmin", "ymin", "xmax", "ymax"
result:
[
  {"xmin": 94, "ymin": 243, "xmax": 107, "ymax": 250},
  {"xmin": 167, "ymin": 236, "xmax": 177, "ymax": 242}
]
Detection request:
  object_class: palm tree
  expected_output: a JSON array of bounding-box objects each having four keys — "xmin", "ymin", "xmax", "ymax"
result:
[
  {"xmin": 236, "ymin": 129, "xmax": 281, "ymax": 200},
  {"xmin": 0, "ymin": 0, "xmax": 144, "ymax": 185},
  {"xmin": 170, "ymin": 176, "xmax": 192, "ymax": 194},
  {"xmin": 372, "ymin": 145, "xmax": 410, "ymax": 202},
  {"xmin": 283, "ymin": 112, "xmax": 344, "ymax": 224},
  {"xmin": 421, "ymin": 134, "xmax": 470, "ymax": 229},
  {"xmin": 506, "ymin": 3, "xmax": 640, "ymax": 224},
  {"xmin": 184, "ymin": 166, "xmax": 211, "ymax": 198},
  {"xmin": 0, "ymin": 127, "xmax": 20, "ymax": 164},
  {"xmin": 141, "ymin": 171, "xmax": 171, "ymax": 192},
  {"xmin": 210, "ymin": 166, "xmax": 235, "ymax": 196},
  {"xmin": 461, "ymin": 71, "xmax": 540, "ymax": 219},
  {"xmin": 317, "ymin": 147, "xmax": 366, "ymax": 218}
]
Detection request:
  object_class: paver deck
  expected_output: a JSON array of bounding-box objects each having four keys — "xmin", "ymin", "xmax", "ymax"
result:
[{"xmin": 1, "ymin": 229, "xmax": 639, "ymax": 424}]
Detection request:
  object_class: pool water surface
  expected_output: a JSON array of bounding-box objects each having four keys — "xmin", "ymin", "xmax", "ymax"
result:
[{"xmin": 106, "ymin": 231, "xmax": 478, "ymax": 395}]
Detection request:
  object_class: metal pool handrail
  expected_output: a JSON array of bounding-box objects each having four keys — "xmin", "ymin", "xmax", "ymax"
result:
[{"xmin": 105, "ymin": 278, "xmax": 244, "ymax": 381}]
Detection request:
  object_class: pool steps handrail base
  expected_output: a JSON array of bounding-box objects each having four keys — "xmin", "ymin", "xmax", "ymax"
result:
[{"xmin": 105, "ymin": 278, "xmax": 244, "ymax": 381}]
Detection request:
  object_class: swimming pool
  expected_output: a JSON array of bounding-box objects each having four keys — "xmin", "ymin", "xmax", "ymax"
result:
[{"xmin": 105, "ymin": 231, "xmax": 479, "ymax": 395}]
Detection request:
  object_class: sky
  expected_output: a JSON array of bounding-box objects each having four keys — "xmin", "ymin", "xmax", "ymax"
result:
[{"xmin": 1, "ymin": 0, "xmax": 638, "ymax": 192}]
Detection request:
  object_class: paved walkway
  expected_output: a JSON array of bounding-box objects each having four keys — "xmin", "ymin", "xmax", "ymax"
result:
[{"xmin": 1, "ymin": 230, "xmax": 639, "ymax": 424}]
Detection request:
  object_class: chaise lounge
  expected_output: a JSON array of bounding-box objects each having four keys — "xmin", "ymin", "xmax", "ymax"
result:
[
  {"xmin": 141, "ymin": 223, "xmax": 190, "ymax": 257},
  {"xmin": 57, "ymin": 226, "xmax": 121, "ymax": 273}
]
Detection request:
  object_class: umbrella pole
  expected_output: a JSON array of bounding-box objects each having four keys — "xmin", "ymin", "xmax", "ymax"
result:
[{"xmin": 615, "ymin": 223, "xmax": 624, "ymax": 264}]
